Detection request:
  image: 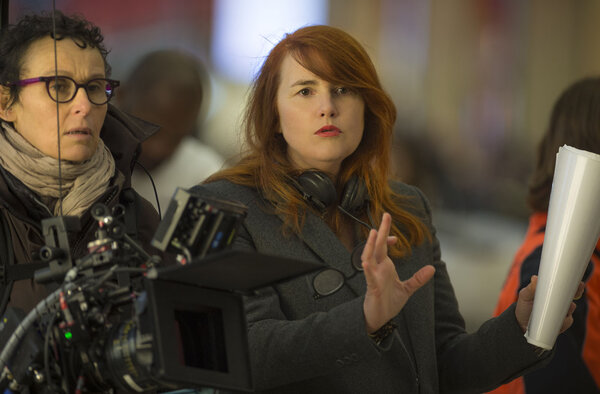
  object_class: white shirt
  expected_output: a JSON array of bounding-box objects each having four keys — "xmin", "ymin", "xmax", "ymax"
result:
[{"xmin": 132, "ymin": 136, "xmax": 225, "ymax": 215}]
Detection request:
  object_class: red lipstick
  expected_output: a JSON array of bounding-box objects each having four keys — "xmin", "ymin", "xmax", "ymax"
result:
[{"xmin": 315, "ymin": 125, "xmax": 341, "ymax": 136}]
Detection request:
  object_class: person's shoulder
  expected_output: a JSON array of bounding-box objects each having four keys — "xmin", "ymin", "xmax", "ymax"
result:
[
  {"xmin": 104, "ymin": 104, "xmax": 159, "ymax": 142},
  {"xmin": 389, "ymin": 179, "xmax": 424, "ymax": 198},
  {"xmin": 181, "ymin": 137, "xmax": 224, "ymax": 157},
  {"xmin": 176, "ymin": 137, "xmax": 225, "ymax": 169},
  {"xmin": 155, "ymin": 138, "xmax": 225, "ymax": 184},
  {"xmin": 190, "ymin": 180, "xmax": 258, "ymax": 204},
  {"xmin": 388, "ymin": 180, "xmax": 432, "ymax": 216}
]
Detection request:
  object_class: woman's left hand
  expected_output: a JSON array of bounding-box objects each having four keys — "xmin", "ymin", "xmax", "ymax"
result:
[{"xmin": 515, "ymin": 275, "xmax": 585, "ymax": 333}]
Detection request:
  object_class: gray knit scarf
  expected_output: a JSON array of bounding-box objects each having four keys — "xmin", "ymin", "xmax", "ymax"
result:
[{"xmin": 0, "ymin": 122, "xmax": 115, "ymax": 217}]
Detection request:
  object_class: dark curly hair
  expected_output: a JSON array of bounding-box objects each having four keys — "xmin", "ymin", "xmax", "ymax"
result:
[{"xmin": 0, "ymin": 10, "xmax": 110, "ymax": 106}]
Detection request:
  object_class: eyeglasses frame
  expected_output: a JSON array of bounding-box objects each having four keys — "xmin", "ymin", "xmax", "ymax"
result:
[{"xmin": 6, "ymin": 75, "xmax": 120, "ymax": 105}]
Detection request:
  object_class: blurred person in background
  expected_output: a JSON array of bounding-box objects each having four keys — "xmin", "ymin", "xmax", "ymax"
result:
[
  {"xmin": 191, "ymin": 25, "xmax": 581, "ymax": 393},
  {"xmin": 116, "ymin": 49, "xmax": 224, "ymax": 215},
  {"xmin": 490, "ymin": 77, "xmax": 600, "ymax": 394}
]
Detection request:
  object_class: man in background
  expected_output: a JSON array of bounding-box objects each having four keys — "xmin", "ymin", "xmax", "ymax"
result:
[{"xmin": 116, "ymin": 49, "xmax": 225, "ymax": 215}]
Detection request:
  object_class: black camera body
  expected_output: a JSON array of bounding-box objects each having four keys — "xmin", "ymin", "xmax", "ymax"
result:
[
  {"xmin": 152, "ymin": 187, "xmax": 248, "ymax": 263},
  {"xmin": 0, "ymin": 189, "xmax": 252, "ymax": 393},
  {"xmin": 0, "ymin": 188, "xmax": 320, "ymax": 393},
  {"xmin": 47, "ymin": 278, "xmax": 252, "ymax": 393}
]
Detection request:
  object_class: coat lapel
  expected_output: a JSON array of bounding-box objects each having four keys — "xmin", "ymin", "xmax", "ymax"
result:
[{"xmin": 296, "ymin": 212, "xmax": 371, "ymax": 296}]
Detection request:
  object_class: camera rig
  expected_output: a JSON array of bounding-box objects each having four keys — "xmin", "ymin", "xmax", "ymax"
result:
[{"xmin": 0, "ymin": 188, "xmax": 319, "ymax": 393}]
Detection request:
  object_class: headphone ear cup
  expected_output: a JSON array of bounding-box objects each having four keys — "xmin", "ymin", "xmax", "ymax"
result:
[
  {"xmin": 296, "ymin": 171, "xmax": 337, "ymax": 211},
  {"xmin": 340, "ymin": 175, "xmax": 368, "ymax": 213}
]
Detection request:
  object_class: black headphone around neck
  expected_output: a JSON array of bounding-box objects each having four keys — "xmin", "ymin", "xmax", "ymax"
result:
[{"xmin": 290, "ymin": 170, "xmax": 369, "ymax": 214}]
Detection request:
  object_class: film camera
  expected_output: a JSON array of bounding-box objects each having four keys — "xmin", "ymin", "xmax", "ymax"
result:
[{"xmin": 0, "ymin": 188, "xmax": 318, "ymax": 393}]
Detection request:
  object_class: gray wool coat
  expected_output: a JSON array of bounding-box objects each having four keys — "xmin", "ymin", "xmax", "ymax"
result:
[{"xmin": 190, "ymin": 180, "xmax": 549, "ymax": 394}]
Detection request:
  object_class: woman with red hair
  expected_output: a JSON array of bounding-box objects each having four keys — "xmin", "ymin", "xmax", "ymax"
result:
[{"xmin": 192, "ymin": 25, "xmax": 577, "ymax": 393}]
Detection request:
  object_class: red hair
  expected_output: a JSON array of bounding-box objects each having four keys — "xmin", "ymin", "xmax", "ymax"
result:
[{"xmin": 206, "ymin": 25, "xmax": 429, "ymax": 256}]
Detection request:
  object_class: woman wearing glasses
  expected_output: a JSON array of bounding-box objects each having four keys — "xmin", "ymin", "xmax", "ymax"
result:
[
  {"xmin": 0, "ymin": 12, "xmax": 160, "ymax": 313},
  {"xmin": 191, "ymin": 25, "xmax": 581, "ymax": 393}
]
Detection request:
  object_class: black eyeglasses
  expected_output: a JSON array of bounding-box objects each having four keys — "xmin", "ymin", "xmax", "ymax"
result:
[
  {"xmin": 312, "ymin": 242, "xmax": 365, "ymax": 299},
  {"xmin": 7, "ymin": 76, "xmax": 120, "ymax": 105}
]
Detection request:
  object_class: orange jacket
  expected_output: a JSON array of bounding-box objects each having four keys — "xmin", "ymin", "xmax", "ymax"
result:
[{"xmin": 488, "ymin": 212, "xmax": 600, "ymax": 394}]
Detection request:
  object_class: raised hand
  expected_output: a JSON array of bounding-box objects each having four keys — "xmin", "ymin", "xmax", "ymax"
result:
[{"xmin": 362, "ymin": 212, "xmax": 435, "ymax": 333}]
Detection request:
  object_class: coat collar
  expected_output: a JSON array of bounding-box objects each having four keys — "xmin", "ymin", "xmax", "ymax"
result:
[
  {"xmin": 101, "ymin": 104, "xmax": 160, "ymax": 186},
  {"xmin": 299, "ymin": 211, "xmax": 355, "ymax": 274}
]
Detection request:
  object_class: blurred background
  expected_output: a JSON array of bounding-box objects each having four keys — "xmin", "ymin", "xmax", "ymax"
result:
[{"xmin": 7, "ymin": 0, "xmax": 600, "ymax": 332}]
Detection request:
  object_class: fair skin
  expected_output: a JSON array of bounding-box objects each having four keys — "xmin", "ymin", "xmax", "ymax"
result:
[
  {"xmin": 0, "ymin": 36, "xmax": 107, "ymax": 162},
  {"xmin": 276, "ymin": 53, "xmax": 365, "ymax": 176}
]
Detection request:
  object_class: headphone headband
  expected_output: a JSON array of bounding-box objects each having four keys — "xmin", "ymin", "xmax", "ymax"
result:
[{"xmin": 291, "ymin": 171, "xmax": 368, "ymax": 213}]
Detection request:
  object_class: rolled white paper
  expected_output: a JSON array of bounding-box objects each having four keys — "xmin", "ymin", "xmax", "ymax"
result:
[
  {"xmin": 525, "ymin": 145, "xmax": 600, "ymax": 350},
  {"xmin": 525, "ymin": 145, "xmax": 600, "ymax": 349}
]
